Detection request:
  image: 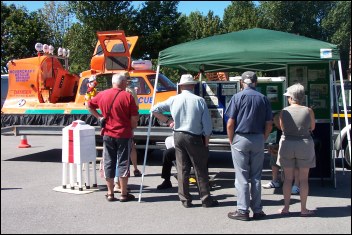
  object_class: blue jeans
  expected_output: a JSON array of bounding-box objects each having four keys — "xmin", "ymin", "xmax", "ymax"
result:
[{"xmin": 231, "ymin": 133, "xmax": 265, "ymax": 214}]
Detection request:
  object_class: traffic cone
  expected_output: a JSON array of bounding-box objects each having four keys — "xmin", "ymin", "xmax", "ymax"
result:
[{"xmin": 18, "ymin": 135, "xmax": 31, "ymax": 148}]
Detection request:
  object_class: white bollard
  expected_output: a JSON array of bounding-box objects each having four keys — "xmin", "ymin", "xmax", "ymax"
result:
[{"xmin": 62, "ymin": 120, "xmax": 97, "ymax": 190}]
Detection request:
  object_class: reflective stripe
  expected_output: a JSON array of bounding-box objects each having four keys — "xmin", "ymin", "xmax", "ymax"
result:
[{"xmin": 333, "ymin": 113, "xmax": 351, "ymax": 118}]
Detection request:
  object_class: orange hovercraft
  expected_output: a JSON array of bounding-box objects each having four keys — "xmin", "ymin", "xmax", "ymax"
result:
[{"xmin": 1, "ymin": 30, "xmax": 177, "ymax": 127}]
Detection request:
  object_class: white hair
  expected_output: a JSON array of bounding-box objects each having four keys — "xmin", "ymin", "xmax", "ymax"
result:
[
  {"xmin": 112, "ymin": 72, "xmax": 129, "ymax": 85},
  {"xmin": 287, "ymin": 83, "xmax": 305, "ymax": 102}
]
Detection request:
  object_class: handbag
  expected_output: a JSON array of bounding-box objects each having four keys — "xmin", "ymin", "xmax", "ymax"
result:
[{"xmin": 100, "ymin": 90, "xmax": 121, "ymax": 128}]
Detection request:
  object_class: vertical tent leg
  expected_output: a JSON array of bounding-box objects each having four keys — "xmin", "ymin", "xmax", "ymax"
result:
[{"xmin": 138, "ymin": 64, "xmax": 161, "ymax": 203}]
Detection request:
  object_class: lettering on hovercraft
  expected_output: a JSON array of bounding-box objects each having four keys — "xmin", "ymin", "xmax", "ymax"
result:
[
  {"xmin": 9, "ymin": 69, "xmax": 34, "ymax": 82},
  {"xmin": 13, "ymin": 90, "xmax": 33, "ymax": 97},
  {"xmin": 138, "ymin": 97, "xmax": 153, "ymax": 104}
]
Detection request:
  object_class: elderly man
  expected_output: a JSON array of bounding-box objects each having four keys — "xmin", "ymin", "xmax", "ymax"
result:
[
  {"xmin": 151, "ymin": 74, "xmax": 218, "ymax": 208},
  {"xmin": 225, "ymin": 71, "xmax": 273, "ymax": 221},
  {"xmin": 87, "ymin": 72, "xmax": 139, "ymax": 202}
]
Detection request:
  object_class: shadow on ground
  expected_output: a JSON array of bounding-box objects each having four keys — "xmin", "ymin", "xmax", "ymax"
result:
[{"xmin": 4, "ymin": 149, "xmax": 62, "ymax": 163}]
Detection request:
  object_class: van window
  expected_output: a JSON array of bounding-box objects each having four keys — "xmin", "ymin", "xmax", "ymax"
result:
[
  {"xmin": 146, "ymin": 74, "xmax": 177, "ymax": 92},
  {"xmin": 130, "ymin": 76, "xmax": 150, "ymax": 95}
]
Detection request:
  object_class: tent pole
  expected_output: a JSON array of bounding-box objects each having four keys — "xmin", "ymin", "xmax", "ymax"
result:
[
  {"xmin": 199, "ymin": 65, "xmax": 204, "ymax": 97},
  {"xmin": 331, "ymin": 62, "xmax": 339, "ymax": 188},
  {"xmin": 337, "ymin": 60, "xmax": 352, "ymax": 169},
  {"xmin": 332, "ymin": 64, "xmax": 344, "ymax": 168},
  {"xmin": 138, "ymin": 64, "xmax": 161, "ymax": 202}
]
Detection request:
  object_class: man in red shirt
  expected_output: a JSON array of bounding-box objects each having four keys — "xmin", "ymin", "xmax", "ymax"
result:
[{"xmin": 87, "ymin": 72, "xmax": 139, "ymax": 202}]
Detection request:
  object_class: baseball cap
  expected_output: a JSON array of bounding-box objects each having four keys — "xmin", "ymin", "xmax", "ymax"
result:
[{"xmin": 241, "ymin": 71, "xmax": 258, "ymax": 84}]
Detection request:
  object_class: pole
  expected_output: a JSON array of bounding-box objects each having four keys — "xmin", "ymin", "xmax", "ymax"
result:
[{"xmin": 138, "ymin": 63, "xmax": 161, "ymax": 202}]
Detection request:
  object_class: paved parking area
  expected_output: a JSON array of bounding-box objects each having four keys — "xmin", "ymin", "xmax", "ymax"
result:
[{"xmin": 1, "ymin": 134, "xmax": 351, "ymax": 234}]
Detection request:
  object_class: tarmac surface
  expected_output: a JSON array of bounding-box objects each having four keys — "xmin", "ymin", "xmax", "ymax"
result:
[{"xmin": 1, "ymin": 134, "xmax": 351, "ymax": 234}]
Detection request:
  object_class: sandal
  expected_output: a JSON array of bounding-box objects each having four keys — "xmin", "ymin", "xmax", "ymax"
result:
[
  {"xmin": 120, "ymin": 193, "xmax": 135, "ymax": 202},
  {"xmin": 105, "ymin": 193, "xmax": 118, "ymax": 202},
  {"xmin": 300, "ymin": 210, "xmax": 315, "ymax": 217},
  {"xmin": 134, "ymin": 169, "xmax": 142, "ymax": 177},
  {"xmin": 278, "ymin": 208, "xmax": 290, "ymax": 215}
]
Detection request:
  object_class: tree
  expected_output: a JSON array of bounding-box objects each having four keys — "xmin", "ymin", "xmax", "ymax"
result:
[
  {"xmin": 257, "ymin": 1, "xmax": 334, "ymax": 40},
  {"xmin": 39, "ymin": 1, "xmax": 74, "ymax": 48},
  {"xmin": 184, "ymin": 11, "xmax": 224, "ymax": 41},
  {"xmin": 68, "ymin": 1, "xmax": 137, "ymax": 34},
  {"xmin": 1, "ymin": 2, "xmax": 51, "ymax": 73},
  {"xmin": 322, "ymin": 1, "xmax": 351, "ymax": 78},
  {"xmin": 133, "ymin": 1, "xmax": 187, "ymax": 59},
  {"xmin": 223, "ymin": 1, "xmax": 258, "ymax": 33},
  {"xmin": 63, "ymin": 23, "xmax": 95, "ymax": 74}
]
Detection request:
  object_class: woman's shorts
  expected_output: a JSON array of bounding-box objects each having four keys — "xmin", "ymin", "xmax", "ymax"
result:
[{"xmin": 278, "ymin": 138, "xmax": 316, "ymax": 168}]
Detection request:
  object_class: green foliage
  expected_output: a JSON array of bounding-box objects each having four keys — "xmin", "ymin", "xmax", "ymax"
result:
[
  {"xmin": 1, "ymin": 1, "xmax": 351, "ymax": 78},
  {"xmin": 184, "ymin": 11, "xmax": 224, "ymax": 41},
  {"xmin": 133, "ymin": 1, "xmax": 188, "ymax": 59},
  {"xmin": 63, "ymin": 23, "xmax": 95, "ymax": 75},
  {"xmin": 322, "ymin": 1, "xmax": 351, "ymax": 76},
  {"xmin": 223, "ymin": 1, "xmax": 258, "ymax": 32},
  {"xmin": 1, "ymin": 2, "xmax": 52, "ymax": 73},
  {"xmin": 68, "ymin": 1, "xmax": 137, "ymax": 33},
  {"xmin": 257, "ymin": 1, "xmax": 334, "ymax": 40},
  {"xmin": 40, "ymin": 1, "xmax": 73, "ymax": 47}
]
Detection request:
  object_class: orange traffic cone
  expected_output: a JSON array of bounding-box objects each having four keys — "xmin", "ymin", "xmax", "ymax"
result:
[{"xmin": 18, "ymin": 135, "xmax": 31, "ymax": 148}]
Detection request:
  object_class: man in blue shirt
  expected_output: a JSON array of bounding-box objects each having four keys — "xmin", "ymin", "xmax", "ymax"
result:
[
  {"xmin": 225, "ymin": 71, "xmax": 273, "ymax": 221},
  {"xmin": 151, "ymin": 74, "xmax": 218, "ymax": 208}
]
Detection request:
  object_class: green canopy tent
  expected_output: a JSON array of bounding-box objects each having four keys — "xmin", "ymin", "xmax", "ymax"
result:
[
  {"xmin": 138, "ymin": 28, "xmax": 350, "ymax": 201},
  {"xmin": 158, "ymin": 28, "xmax": 340, "ymax": 72}
]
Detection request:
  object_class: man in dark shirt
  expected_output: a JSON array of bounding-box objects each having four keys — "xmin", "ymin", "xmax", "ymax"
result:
[{"xmin": 225, "ymin": 71, "xmax": 273, "ymax": 221}]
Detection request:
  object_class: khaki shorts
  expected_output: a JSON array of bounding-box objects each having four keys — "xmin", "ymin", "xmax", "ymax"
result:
[{"xmin": 278, "ymin": 138, "xmax": 316, "ymax": 168}]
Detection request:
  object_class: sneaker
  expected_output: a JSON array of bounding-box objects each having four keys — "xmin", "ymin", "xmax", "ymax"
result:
[
  {"xmin": 291, "ymin": 185, "xmax": 300, "ymax": 194},
  {"xmin": 262, "ymin": 180, "xmax": 281, "ymax": 189},
  {"xmin": 228, "ymin": 211, "xmax": 250, "ymax": 221},
  {"xmin": 252, "ymin": 211, "xmax": 266, "ymax": 220},
  {"xmin": 157, "ymin": 180, "xmax": 172, "ymax": 190}
]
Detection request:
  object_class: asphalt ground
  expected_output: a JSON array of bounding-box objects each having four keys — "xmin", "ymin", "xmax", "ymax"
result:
[{"xmin": 1, "ymin": 134, "xmax": 351, "ymax": 234}]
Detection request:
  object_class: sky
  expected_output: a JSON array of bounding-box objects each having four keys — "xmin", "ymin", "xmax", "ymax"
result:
[{"xmin": 3, "ymin": 1, "xmax": 232, "ymax": 19}]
